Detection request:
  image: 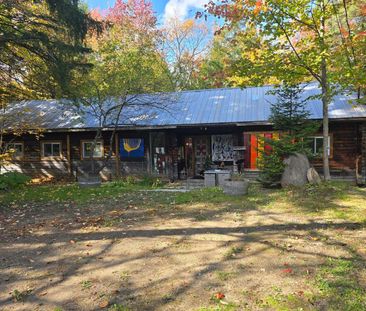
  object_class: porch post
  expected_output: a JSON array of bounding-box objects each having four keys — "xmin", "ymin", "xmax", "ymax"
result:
[
  {"xmin": 66, "ymin": 134, "xmax": 72, "ymax": 175},
  {"xmin": 147, "ymin": 132, "xmax": 153, "ymax": 174},
  {"xmin": 115, "ymin": 132, "xmax": 121, "ymax": 178},
  {"xmin": 362, "ymin": 123, "xmax": 366, "ymax": 183}
]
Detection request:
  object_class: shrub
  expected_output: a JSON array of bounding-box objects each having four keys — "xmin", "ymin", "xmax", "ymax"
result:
[
  {"xmin": 257, "ymin": 151, "xmax": 284, "ymax": 188},
  {"xmin": 140, "ymin": 175, "xmax": 164, "ymax": 188},
  {"xmin": 0, "ymin": 172, "xmax": 31, "ymax": 190}
]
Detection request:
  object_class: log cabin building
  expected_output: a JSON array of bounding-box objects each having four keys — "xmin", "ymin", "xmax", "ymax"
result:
[{"xmin": 3, "ymin": 84, "xmax": 366, "ymax": 182}]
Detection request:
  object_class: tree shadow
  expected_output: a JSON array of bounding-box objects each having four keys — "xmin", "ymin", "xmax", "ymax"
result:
[{"xmin": 1, "ymin": 182, "xmax": 366, "ymax": 310}]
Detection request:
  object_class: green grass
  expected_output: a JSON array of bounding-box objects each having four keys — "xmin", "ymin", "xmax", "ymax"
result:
[
  {"xmin": 80, "ymin": 280, "xmax": 92, "ymax": 290},
  {"xmin": 314, "ymin": 257, "xmax": 366, "ymax": 311},
  {"xmin": 259, "ymin": 256, "xmax": 366, "ymax": 311},
  {"xmin": 11, "ymin": 288, "xmax": 33, "ymax": 302},
  {"xmin": 0, "ymin": 178, "xmax": 164, "ymax": 207},
  {"xmin": 108, "ymin": 304, "xmax": 130, "ymax": 311},
  {"xmin": 1, "ymin": 180, "xmax": 365, "ymax": 223},
  {"xmin": 215, "ymin": 270, "xmax": 234, "ymax": 282},
  {"xmin": 261, "ymin": 292, "xmax": 310, "ymax": 311},
  {"xmin": 224, "ymin": 246, "xmax": 243, "ymax": 259},
  {"xmin": 197, "ymin": 306, "xmax": 237, "ymax": 311}
]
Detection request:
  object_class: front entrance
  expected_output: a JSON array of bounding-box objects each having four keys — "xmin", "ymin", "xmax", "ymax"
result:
[
  {"xmin": 182, "ymin": 135, "xmax": 210, "ymax": 178},
  {"xmin": 243, "ymin": 132, "xmax": 278, "ymax": 169},
  {"xmin": 194, "ymin": 135, "xmax": 210, "ymax": 175}
]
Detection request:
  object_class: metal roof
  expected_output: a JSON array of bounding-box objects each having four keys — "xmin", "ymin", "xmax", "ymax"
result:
[{"xmin": 6, "ymin": 83, "xmax": 366, "ymax": 130}]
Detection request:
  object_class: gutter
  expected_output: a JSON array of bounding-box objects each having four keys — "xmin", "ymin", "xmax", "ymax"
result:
[{"xmin": 10, "ymin": 117, "xmax": 366, "ymax": 134}]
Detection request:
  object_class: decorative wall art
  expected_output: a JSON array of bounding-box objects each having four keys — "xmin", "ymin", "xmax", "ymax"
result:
[
  {"xmin": 211, "ymin": 135, "xmax": 234, "ymax": 161},
  {"xmin": 120, "ymin": 138, "xmax": 144, "ymax": 158}
]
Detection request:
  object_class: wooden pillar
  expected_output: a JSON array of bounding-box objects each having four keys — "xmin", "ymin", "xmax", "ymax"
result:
[
  {"xmin": 115, "ymin": 132, "xmax": 121, "ymax": 178},
  {"xmin": 362, "ymin": 123, "xmax": 366, "ymax": 183},
  {"xmin": 66, "ymin": 134, "xmax": 72, "ymax": 175},
  {"xmin": 148, "ymin": 132, "xmax": 153, "ymax": 174}
]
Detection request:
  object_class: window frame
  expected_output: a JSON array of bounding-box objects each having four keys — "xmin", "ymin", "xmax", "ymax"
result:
[
  {"xmin": 6, "ymin": 142, "xmax": 24, "ymax": 160},
  {"xmin": 81, "ymin": 140, "xmax": 104, "ymax": 160},
  {"xmin": 308, "ymin": 135, "xmax": 333, "ymax": 158},
  {"xmin": 41, "ymin": 141, "xmax": 62, "ymax": 159}
]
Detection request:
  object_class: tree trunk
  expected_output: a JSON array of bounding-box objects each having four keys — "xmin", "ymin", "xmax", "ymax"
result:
[
  {"xmin": 320, "ymin": 0, "xmax": 331, "ymax": 181},
  {"xmin": 321, "ymin": 61, "xmax": 331, "ymax": 181}
]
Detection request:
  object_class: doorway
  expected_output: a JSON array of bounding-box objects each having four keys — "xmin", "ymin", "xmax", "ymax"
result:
[{"xmin": 181, "ymin": 135, "xmax": 210, "ymax": 178}]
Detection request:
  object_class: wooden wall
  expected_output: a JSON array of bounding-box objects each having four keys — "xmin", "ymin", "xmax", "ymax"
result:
[
  {"xmin": 2, "ymin": 133, "xmax": 69, "ymax": 179},
  {"xmin": 2, "ymin": 121, "xmax": 365, "ymax": 180},
  {"xmin": 312, "ymin": 122, "xmax": 361, "ymax": 173}
]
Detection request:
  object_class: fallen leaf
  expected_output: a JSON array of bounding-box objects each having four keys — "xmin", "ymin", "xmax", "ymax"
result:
[
  {"xmin": 282, "ymin": 268, "xmax": 293, "ymax": 274},
  {"xmin": 99, "ymin": 300, "xmax": 109, "ymax": 308},
  {"xmin": 215, "ymin": 292, "xmax": 225, "ymax": 300}
]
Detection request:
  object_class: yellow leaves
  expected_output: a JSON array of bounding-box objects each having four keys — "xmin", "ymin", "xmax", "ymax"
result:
[
  {"xmin": 181, "ymin": 19, "xmax": 195, "ymax": 31},
  {"xmin": 354, "ymin": 31, "xmax": 366, "ymax": 40}
]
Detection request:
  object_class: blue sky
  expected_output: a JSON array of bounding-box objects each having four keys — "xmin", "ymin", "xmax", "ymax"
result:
[{"xmin": 84, "ymin": 0, "xmax": 207, "ymax": 22}]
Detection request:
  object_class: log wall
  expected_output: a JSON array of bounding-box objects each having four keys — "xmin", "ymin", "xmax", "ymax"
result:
[
  {"xmin": 2, "ymin": 121, "xmax": 364, "ymax": 180},
  {"xmin": 312, "ymin": 122, "xmax": 361, "ymax": 174}
]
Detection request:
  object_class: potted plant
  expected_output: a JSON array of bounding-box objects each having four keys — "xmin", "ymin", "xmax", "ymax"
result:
[{"xmin": 222, "ymin": 174, "xmax": 250, "ymax": 196}]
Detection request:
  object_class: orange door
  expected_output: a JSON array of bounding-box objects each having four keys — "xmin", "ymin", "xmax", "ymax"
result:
[
  {"xmin": 244, "ymin": 132, "xmax": 277, "ymax": 169},
  {"xmin": 250, "ymin": 134, "xmax": 258, "ymax": 169}
]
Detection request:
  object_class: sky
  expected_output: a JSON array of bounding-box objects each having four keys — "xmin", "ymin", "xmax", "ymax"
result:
[{"xmin": 84, "ymin": 0, "xmax": 207, "ymax": 23}]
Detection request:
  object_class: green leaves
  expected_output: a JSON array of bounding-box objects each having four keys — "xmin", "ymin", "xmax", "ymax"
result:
[
  {"xmin": 204, "ymin": 0, "xmax": 365, "ymax": 95},
  {"xmin": 0, "ymin": 0, "xmax": 97, "ymax": 103}
]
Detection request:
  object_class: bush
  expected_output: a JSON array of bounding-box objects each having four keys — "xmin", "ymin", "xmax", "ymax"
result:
[
  {"xmin": 140, "ymin": 175, "xmax": 164, "ymax": 188},
  {"xmin": 0, "ymin": 172, "xmax": 31, "ymax": 190},
  {"xmin": 257, "ymin": 151, "xmax": 284, "ymax": 188}
]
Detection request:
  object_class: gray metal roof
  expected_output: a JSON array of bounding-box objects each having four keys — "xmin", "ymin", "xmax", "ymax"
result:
[{"xmin": 6, "ymin": 83, "xmax": 366, "ymax": 130}]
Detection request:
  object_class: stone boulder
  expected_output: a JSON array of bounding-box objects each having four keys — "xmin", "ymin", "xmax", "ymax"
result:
[
  {"xmin": 281, "ymin": 153, "xmax": 311, "ymax": 188},
  {"xmin": 307, "ymin": 167, "xmax": 322, "ymax": 184}
]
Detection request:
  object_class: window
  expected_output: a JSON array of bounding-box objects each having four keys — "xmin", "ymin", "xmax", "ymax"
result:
[
  {"xmin": 307, "ymin": 136, "xmax": 331, "ymax": 157},
  {"xmin": 42, "ymin": 142, "xmax": 61, "ymax": 158},
  {"xmin": 82, "ymin": 141, "xmax": 103, "ymax": 159},
  {"xmin": 6, "ymin": 143, "xmax": 24, "ymax": 159}
]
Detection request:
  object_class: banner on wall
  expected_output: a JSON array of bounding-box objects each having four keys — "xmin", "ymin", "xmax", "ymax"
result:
[
  {"xmin": 211, "ymin": 135, "xmax": 234, "ymax": 161},
  {"xmin": 120, "ymin": 138, "xmax": 144, "ymax": 158}
]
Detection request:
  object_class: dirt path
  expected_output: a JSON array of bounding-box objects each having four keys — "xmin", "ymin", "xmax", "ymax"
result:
[{"xmin": 1, "ymin": 193, "xmax": 365, "ymax": 311}]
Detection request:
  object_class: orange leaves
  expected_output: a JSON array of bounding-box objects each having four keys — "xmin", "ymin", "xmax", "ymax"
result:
[
  {"xmin": 215, "ymin": 292, "xmax": 225, "ymax": 300},
  {"xmin": 360, "ymin": 4, "xmax": 366, "ymax": 16},
  {"xmin": 254, "ymin": 0, "xmax": 263, "ymax": 15}
]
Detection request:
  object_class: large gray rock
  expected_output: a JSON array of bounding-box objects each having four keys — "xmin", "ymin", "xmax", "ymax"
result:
[{"xmin": 281, "ymin": 153, "xmax": 311, "ymax": 187}]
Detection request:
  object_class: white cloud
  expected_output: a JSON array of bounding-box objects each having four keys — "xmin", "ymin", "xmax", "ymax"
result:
[{"xmin": 163, "ymin": 0, "xmax": 207, "ymax": 22}]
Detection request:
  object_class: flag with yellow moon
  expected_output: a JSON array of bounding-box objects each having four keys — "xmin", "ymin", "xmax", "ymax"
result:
[{"xmin": 120, "ymin": 138, "xmax": 144, "ymax": 158}]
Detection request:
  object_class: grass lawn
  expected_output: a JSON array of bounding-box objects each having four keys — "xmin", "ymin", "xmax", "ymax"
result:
[{"xmin": 0, "ymin": 180, "xmax": 366, "ymax": 310}]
